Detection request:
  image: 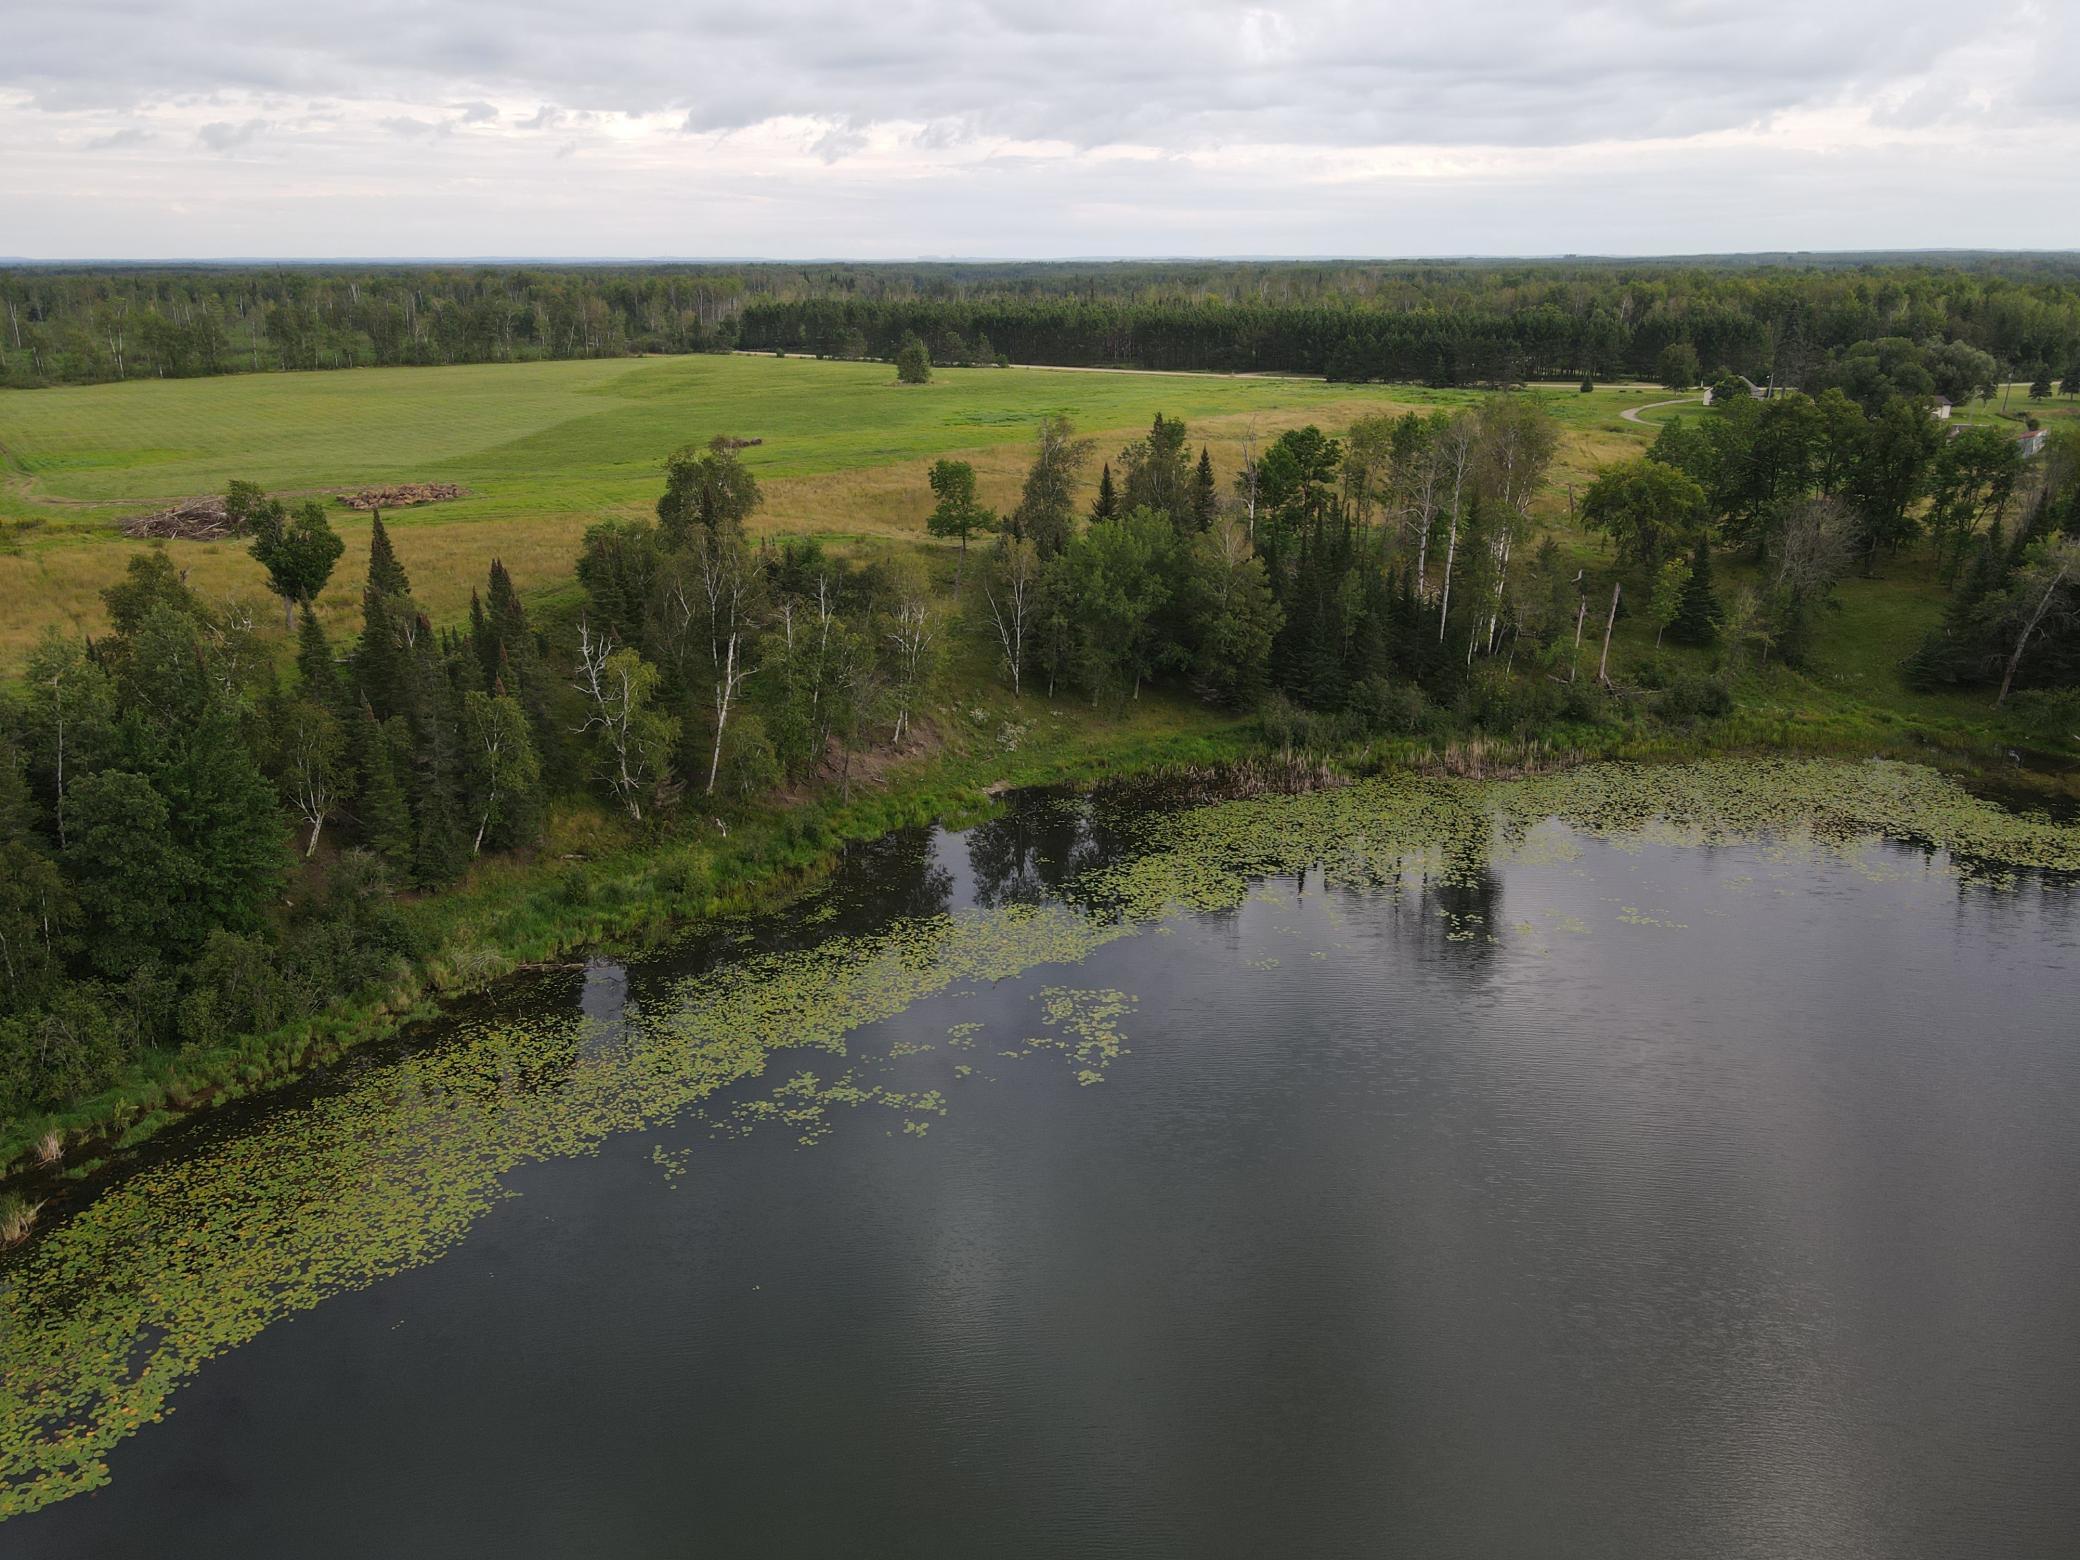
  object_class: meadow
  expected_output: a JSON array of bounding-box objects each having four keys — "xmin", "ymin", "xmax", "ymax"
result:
[{"xmin": 0, "ymin": 353, "xmax": 1661, "ymax": 665}]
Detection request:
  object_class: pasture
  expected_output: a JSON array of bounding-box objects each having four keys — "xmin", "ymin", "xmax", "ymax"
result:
[{"xmin": 0, "ymin": 353, "xmax": 1665, "ymax": 666}]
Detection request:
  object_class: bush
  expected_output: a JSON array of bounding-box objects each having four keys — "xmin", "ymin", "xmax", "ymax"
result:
[
  {"xmin": 2002, "ymin": 688, "xmax": 2080, "ymax": 749},
  {"xmin": 1653, "ymin": 674, "xmax": 1734, "ymax": 726},
  {"xmin": 1345, "ymin": 675, "xmax": 1433, "ymax": 736},
  {"xmin": 178, "ymin": 931, "xmax": 296, "ymax": 1049}
]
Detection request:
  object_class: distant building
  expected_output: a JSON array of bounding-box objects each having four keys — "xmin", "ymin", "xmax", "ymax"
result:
[
  {"xmin": 2017, "ymin": 427, "xmax": 2048, "ymax": 457},
  {"xmin": 1931, "ymin": 396, "xmax": 1952, "ymax": 420}
]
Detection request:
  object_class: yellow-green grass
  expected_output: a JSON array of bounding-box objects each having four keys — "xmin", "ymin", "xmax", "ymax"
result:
[{"xmin": 0, "ymin": 353, "xmax": 1673, "ymax": 665}]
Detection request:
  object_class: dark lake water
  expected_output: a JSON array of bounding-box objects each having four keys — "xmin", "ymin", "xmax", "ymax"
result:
[{"xmin": 6, "ymin": 780, "xmax": 2079, "ymax": 1559}]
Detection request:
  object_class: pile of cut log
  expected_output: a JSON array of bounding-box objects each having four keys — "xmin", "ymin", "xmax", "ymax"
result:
[{"xmin": 338, "ymin": 483, "xmax": 466, "ymax": 511}]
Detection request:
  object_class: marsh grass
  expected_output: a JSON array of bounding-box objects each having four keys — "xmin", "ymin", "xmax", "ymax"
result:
[{"xmin": 0, "ymin": 1193, "xmax": 40, "ymax": 1247}]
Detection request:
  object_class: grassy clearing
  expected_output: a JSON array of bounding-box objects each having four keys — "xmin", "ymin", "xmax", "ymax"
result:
[{"xmin": 0, "ymin": 353, "xmax": 1670, "ymax": 664}]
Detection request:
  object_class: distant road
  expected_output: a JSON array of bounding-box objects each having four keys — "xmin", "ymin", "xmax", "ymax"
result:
[{"xmin": 1621, "ymin": 395, "xmax": 1706, "ymax": 423}]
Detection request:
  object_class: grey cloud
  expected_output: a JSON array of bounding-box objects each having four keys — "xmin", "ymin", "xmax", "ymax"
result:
[
  {"xmin": 453, "ymin": 100, "xmax": 498, "ymax": 123},
  {"xmin": 197, "ymin": 117, "xmax": 269, "ymax": 150},
  {"xmin": 86, "ymin": 126, "xmax": 156, "ymax": 150},
  {"xmin": 378, "ymin": 115, "xmax": 445, "ymax": 138},
  {"xmin": 6, "ymin": 0, "xmax": 2061, "ymax": 151}
]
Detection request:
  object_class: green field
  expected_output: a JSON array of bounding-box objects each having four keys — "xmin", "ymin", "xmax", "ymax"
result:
[{"xmin": 0, "ymin": 354, "xmax": 1665, "ymax": 665}]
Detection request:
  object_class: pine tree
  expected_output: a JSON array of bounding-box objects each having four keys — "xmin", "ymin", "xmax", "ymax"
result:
[
  {"xmin": 356, "ymin": 514, "xmax": 418, "ymax": 720},
  {"xmin": 403, "ymin": 621, "xmax": 470, "ymax": 887},
  {"xmin": 1668, "ymin": 533, "xmax": 1722, "ymax": 646},
  {"xmin": 350, "ymin": 700, "xmax": 414, "ymax": 867},
  {"xmin": 1190, "ymin": 448, "xmax": 1218, "ymax": 531},
  {"xmin": 295, "ymin": 610, "xmax": 341, "ymax": 710},
  {"xmin": 468, "ymin": 588, "xmax": 494, "ymax": 686},
  {"xmin": 366, "ymin": 511, "xmax": 411, "ymax": 596},
  {"xmin": 1090, "ymin": 463, "xmax": 1119, "ymax": 523}
]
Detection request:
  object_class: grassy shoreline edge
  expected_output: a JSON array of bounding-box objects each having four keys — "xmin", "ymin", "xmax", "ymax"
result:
[{"xmin": 2, "ymin": 680, "xmax": 2071, "ymax": 1191}]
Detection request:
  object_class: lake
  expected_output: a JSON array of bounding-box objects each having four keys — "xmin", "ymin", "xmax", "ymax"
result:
[{"xmin": 3, "ymin": 760, "xmax": 2077, "ymax": 1558}]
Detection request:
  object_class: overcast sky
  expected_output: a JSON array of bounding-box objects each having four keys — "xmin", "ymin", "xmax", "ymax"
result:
[{"xmin": 4, "ymin": 0, "xmax": 2075, "ymax": 260}]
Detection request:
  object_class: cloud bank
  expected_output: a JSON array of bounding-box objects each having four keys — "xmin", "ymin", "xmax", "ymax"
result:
[{"xmin": 3, "ymin": 0, "xmax": 2074, "ymax": 257}]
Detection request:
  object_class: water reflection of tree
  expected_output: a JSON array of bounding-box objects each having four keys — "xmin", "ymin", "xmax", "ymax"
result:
[
  {"xmin": 965, "ymin": 798, "xmax": 1127, "ymax": 908},
  {"xmin": 819, "ymin": 828, "xmax": 956, "ymax": 929},
  {"xmin": 1425, "ymin": 835, "xmax": 1505, "ymax": 972}
]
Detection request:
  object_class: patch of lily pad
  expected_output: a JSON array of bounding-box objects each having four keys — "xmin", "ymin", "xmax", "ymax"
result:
[{"xmin": 1, "ymin": 758, "xmax": 2071, "ymax": 1521}]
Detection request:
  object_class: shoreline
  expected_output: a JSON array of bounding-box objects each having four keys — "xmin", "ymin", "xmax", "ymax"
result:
[{"xmin": 4, "ymin": 698, "xmax": 2068, "ymax": 1199}]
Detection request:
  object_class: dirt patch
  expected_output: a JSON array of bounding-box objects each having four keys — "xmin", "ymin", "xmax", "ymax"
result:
[{"xmin": 338, "ymin": 483, "xmax": 467, "ymax": 511}]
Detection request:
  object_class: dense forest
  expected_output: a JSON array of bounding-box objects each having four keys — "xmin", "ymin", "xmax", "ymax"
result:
[{"xmin": 7, "ymin": 256, "xmax": 2080, "ymax": 389}]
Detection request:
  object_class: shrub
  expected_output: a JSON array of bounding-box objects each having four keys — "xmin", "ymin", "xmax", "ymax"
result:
[{"xmin": 1654, "ymin": 675, "xmax": 1735, "ymax": 726}]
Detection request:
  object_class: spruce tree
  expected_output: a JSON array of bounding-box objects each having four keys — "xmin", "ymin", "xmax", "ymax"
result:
[
  {"xmin": 1669, "ymin": 533, "xmax": 1722, "ymax": 645},
  {"xmin": 296, "ymin": 611, "xmax": 341, "ymax": 710},
  {"xmin": 403, "ymin": 620, "xmax": 470, "ymax": 887},
  {"xmin": 1190, "ymin": 448, "xmax": 1218, "ymax": 532},
  {"xmin": 365, "ymin": 510, "xmax": 410, "ymax": 596},
  {"xmin": 1090, "ymin": 463, "xmax": 1119, "ymax": 523},
  {"xmin": 356, "ymin": 513, "xmax": 417, "ymax": 720},
  {"xmin": 350, "ymin": 700, "xmax": 414, "ymax": 867}
]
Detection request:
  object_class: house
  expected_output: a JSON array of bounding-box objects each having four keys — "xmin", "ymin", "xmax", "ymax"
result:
[
  {"xmin": 1931, "ymin": 396, "xmax": 1952, "ymax": 420},
  {"xmin": 2016, "ymin": 427, "xmax": 2048, "ymax": 458}
]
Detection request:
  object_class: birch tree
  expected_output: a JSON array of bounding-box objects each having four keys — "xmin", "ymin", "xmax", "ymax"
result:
[
  {"xmin": 572, "ymin": 622, "xmax": 679, "ymax": 821},
  {"xmin": 273, "ymin": 698, "xmax": 345, "ymax": 857},
  {"xmin": 462, "ymin": 689, "xmax": 542, "ymax": 854},
  {"xmin": 1435, "ymin": 412, "xmax": 1480, "ymax": 640},
  {"xmin": 980, "ymin": 536, "xmax": 1042, "ymax": 695}
]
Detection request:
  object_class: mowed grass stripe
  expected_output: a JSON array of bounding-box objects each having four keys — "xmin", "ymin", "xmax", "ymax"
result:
[{"xmin": 0, "ymin": 354, "xmax": 1671, "ymax": 666}]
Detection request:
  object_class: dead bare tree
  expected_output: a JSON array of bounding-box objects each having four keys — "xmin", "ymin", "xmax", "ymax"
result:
[
  {"xmin": 1597, "ymin": 581, "xmax": 1622, "ymax": 686},
  {"xmin": 1994, "ymin": 540, "xmax": 2077, "ymax": 708}
]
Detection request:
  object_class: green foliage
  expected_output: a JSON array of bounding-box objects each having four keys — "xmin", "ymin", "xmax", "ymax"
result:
[
  {"xmin": 925, "ymin": 458, "xmax": 993, "ymax": 576},
  {"xmin": 1580, "ymin": 458, "xmax": 1709, "ymax": 571},
  {"xmin": 1669, "ymin": 534, "xmax": 1722, "ymax": 647},
  {"xmin": 1658, "ymin": 342, "xmax": 1700, "ymax": 390},
  {"xmin": 245, "ymin": 492, "xmax": 345, "ymax": 625},
  {"xmin": 895, "ymin": 334, "xmax": 932, "ymax": 384},
  {"xmin": 1011, "ymin": 414, "xmax": 1092, "ymax": 557},
  {"xmin": 658, "ymin": 438, "xmax": 761, "ymax": 547}
]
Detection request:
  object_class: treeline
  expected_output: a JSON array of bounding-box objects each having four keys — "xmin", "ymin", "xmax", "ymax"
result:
[
  {"xmin": 0, "ymin": 267, "xmax": 747, "ymax": 385},
  {"xmin": 10, "ymin": 256, "xmax": 2080, "ymax": 389}
]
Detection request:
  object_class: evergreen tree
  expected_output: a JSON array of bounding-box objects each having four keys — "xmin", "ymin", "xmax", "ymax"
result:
[
  {"xmin": 1090, "ymin": 463, "xmax": 1119, "ymax": 523},
  {"xmin": 1669, "ymin": 533, "xmax": 1722, "ymax": 645},
  {"xmin": 349, "ymin": 700, "xmax": 413, "ymax": 866},
  {"xmin": 1190, "ymin": 447, "xmax": 1218, "ymax": 532},
  {"xmin": 894, "ymin": 335, "xmax": 932, "ymax": 385},
  {"xmin": 296, "ymin": 611, "xmax": 341, "ymax": 709},
  {"xmin": 366, "ymin": 510, "xmax": 410, "ymax": 596},
  {"xmin": 357, "ymin": 515, "xmax": 417, "ymax": 720},
  {"xmin": 482, "ymin": 559, "xmax": 554, "ymax": 752}
]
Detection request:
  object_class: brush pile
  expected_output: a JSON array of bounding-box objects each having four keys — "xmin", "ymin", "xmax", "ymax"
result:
[
  {"xmin": 122, "ymin": 496, "xmax": 237, "ymax": 540},
  {"xmin": 338, "ymin": 482, "xmax": 466, "ymax": 511}
]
